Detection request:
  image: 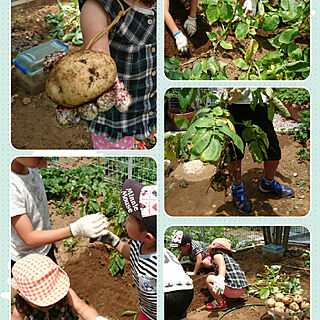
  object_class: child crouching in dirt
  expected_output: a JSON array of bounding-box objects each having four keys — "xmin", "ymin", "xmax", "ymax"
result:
[
  {"xmin": 205, "ymin": 238, "xmax": 248, "ymax": 311},
  {"xmin": 11, "ymin": 253, "xmax": 110, "ymax": 320},
  {"xmin": 101, "ymin": 179, "xmax": 157, "ymax": 320},
  {"xmin": 11, "ymin": 157, "xmax": 110, "ymax": 271},
  {"xmin": 78, "ymin": 0, "xmax": 156, "ymax": 150},
  {"xmin": 169, "ymin": 230, "xmax": 213, "ymax": 275}
]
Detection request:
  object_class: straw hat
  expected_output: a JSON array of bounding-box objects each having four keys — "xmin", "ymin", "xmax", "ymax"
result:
[{"xmin": 11, "ymin": 254, "xmax": 70, "ymax": 307}]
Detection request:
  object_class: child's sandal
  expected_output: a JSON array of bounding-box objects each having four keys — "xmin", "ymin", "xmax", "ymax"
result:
[{"xmin": 205, "ymin": 300, "xmax": 227, "ymax": 311}]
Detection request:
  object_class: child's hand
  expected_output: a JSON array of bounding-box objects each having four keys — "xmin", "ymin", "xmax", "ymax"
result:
[
  {"xmin": 184, "ymin": 16, "xmax": 197, "ymax": 37},
  {"xmin": 69, "ymin": 213, "xmax": 110, "ymax": 238},
  {"xmin": 212, "ymin": 275, "xmax": 225, "ymax": 295},
  {"xmin": 99, "ymin": 231, "xmax": 120, "ymax": 248},
  {"xmin": 174, "ymin": 31, "xmax": 189, "ymax": 54}
]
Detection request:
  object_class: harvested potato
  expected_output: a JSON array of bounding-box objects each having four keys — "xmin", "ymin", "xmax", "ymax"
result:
[
  {"xmin": 282, "ymin": 295, "xmax": 292, "ymax": 304},
  {"xmin": 266, "ymin": 298, "xmax": 276, "ymax": 308},
  {"xmin": 292, "ymin": 294, "xmax": 303, "ymax": 304},
  {"xmin": 274, "ymin": 293, "xmax": 285, "ymax": 302},
  {"xmin": 46, "ymin": 50, "xmax": 117, "ymax": 107},
  {"xmin": 300, "ymin": 300, "xmax": 310, "ymax": 310},
  {"xmin": 274, "ymin": 307, "xmax": 285, "ymax": 313},
  {"xmin": 275, "ymin": 302, "xmax": 285, "ymax": 309},
  {"xmin": 289, "ymin": 302, "xmax": 300, "ymax": 312}
]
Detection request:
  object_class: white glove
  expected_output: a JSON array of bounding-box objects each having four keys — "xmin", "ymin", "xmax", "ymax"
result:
[
  {"xmin": 69, "ymin": 213, "xmax": 109, "ymax": 238},
  {"xmin": 96, "ymin": 317, "xmax": 109, "ymax": 320},
  {"xmin": 184, "ymin": 16, "xmax": 197, "ymax": 37},
  {"xmin": 243, "ymin": 0, "xmax": 257, "ymax": 17},
  {"xmin": 99, "ymin": 231, "xmax": 120, "ymax": 248},
  {"xmin": 212, "ymin": 275, "xmax": 225, "ymax": 295},
  {"xmin": 186, "ymin": 271, "xmax": 198, "ymax": 276},
  {"xmin": 174, "ymin": 31, "xmax": 188, "ymax": 53}
]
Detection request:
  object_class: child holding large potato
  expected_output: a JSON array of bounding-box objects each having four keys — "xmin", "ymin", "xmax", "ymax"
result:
[
  {"xmin": 205, "ymin": 238, "xmax": 248, "ymax": 311},
  {"xmin": 78, "ymin": 0, "xmax": 156, "ymax": 149},
  {"xmin": 100, "ymin": 179, "xmax": 157, "ymax": 320}
]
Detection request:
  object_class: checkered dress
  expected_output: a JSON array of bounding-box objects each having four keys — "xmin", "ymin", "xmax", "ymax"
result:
[
  {"xmin": 79, "ymin": 0, "xmax": 157, "ymax": 142},
  {"xmin": 13, "ymin": 295, "xmax": 79, "ymax": 320},
  {"xmin": 181, "ymin": 240, "xmax": 210, "ymax": 261},
  {"xmin": 212, "ymin": 253, "xmax": 248, "ymax": 289}
]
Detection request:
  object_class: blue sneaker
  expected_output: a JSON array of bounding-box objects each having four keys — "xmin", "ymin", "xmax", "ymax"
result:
[
  {"xmin": 231, "ymin": 183, "xmax": 252, "ymax": 213},
  {"xmin": 259, "ymin": 177, "xmax": 295, "ymax": 198}
]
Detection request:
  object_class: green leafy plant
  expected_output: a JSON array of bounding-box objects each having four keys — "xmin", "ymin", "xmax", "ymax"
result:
[
  {"xmin": 166, "ymin": 88, "xmax": 199, "ymax": 114},
  {"xmin": 45, "ymin": 0, "xmax": 83, "ymax": 45},
  {"xmin": 273, "ymin": 88, "xmax": 310, "ymax": 105},
  {"xmin": 108, "ymin": 251, "xmax": 126, "ymax": 276},
  {"xmin": 248, "ymin": 265, "xmax": 303, "ymax": 299},
  {"xmin": 301, "ymin": 250, "xmax": 310, "ymax": 267},
  {"xmin": 63, "ymin": 238, "xmax": 80, "ymax": 252}
]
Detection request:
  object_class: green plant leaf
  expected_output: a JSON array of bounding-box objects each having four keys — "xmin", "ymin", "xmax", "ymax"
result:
[
  {"xmin": 279, "ymin": 28, "xmax": 299, "ymax": 44},
  {"xmin": 174, "ymin": 117, "xmax": 190, "ymax": 130},
  {"xmin": 235, "ymin": 22, "xmax": 249, "ymax": 39},
  {"xmin": 217, "ymin": 122, "xmax": 244, "ymax": 153},
  {"xmin": 190, "ymin": 129, "xmax": 213, "ymax": 156},
  {"xmin": 261, "ymin": 15, "xmax": 280, "ymax": 31},
  {"xmin": 249, "ymin": 141, "xmax": 264, "ymax": 162},
  {"xmin": 192, "ymin": 62, "xmax": 202, "ymax": 77},
  {"xmin": 288, "ymin": 44, "xmax": 302, "ymax": 61},
  {"xmin": 206, "ymin": 5, "xmax": 220, "ymax": 24},
  {"xmin": 220, "ymin": 40, "xmax": 233, "ymax": 50},
  {"xmin": 259, "ymin": 287, "xmax": 270, "ymax": 299},
  {"xmin": 234, "ymin": 58, "xmax": 249, "ymax": 70},
  {"xmin": 245, "ymin": 39, "xmax": 259, "ymax": 63},
  {"xmin": 200, "ymin": 137, "xmax": 222, "ymax": 162},
  {"xmin": 194, "ymin": 117, "xmax": 214, "ymax": 128},
  {"xmin": 219, "ymin": 2, "xmax": 234, "ymax": 22}
]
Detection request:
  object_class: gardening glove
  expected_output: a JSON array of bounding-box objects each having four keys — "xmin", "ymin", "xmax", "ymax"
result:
[
  {"xmin": 43, "ymin": 51, "xmax": 68, "ymax": 72},
  {"xmin": 99, "ymin": 230, "xmax": 121, "ymax": 248},
  {"xmin": 186, "ymin": 271, "xmax": 199, "ymax": 276},
  {"xmin": 174, "ymin": 31, "xmax": 189, "ymax": 54},
  {"xmin": 212, "ymin": 275, "xmax": 225, "ymax": 295},
  {"xmin": 69, "ymin": 213, "xmax": 109, "ymax": 238},
  {"xmin": 184, "ymin": 16, "xmax": 197, "ymax": 37},
  {"xmin": 112, "ymin": 75, "xmax": 132, "ymax": 113},
  {"xmin": 243, "ymin": 0, "xmax": 257, "ymax": 18}
]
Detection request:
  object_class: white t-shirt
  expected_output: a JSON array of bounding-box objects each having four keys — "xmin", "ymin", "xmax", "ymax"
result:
[
  {"xmin": 164, "ymin": 249, "xmax": 193, "ymax": 293},
  {"xmin": 11, "ymin": 168, "xmax": 51, "ymax": 261}
]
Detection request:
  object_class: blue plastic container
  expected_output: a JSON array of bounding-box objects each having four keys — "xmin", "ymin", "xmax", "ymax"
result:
[
  {"xmin": 13, "ymin": 40, "xmax": 69, "ymax": 94},
  {"xmin": 262, "ymin": 244, "xmax": 284, "ymax": 262}
]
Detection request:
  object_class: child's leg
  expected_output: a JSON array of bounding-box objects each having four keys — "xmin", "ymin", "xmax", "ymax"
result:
[
  {"xmin": 206, "ymin": 275, "xmax": 224, "ymax": 302},
  {"xmin": 80, "ymin": 0, "xmax": 111, "ymax": 53}
]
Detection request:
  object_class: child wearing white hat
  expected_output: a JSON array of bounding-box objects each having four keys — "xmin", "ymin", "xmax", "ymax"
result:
[{"xmin": 11, "ymin": 253, "xmax": 109, "ymax": 320}]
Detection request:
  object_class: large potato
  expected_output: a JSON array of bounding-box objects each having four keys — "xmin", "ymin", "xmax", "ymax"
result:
[{"xmin": 46, "ymin": 50, "xmax": 117, "ymax": 107}]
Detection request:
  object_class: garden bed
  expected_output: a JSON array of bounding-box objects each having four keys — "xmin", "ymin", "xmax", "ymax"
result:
[
  {"xmin": 165, "ymin": 134, "xmax": 310, "ymax": 216},
  {"xmin": 183, "ymin": 246, "xmax": 310, "ymax": 320}
]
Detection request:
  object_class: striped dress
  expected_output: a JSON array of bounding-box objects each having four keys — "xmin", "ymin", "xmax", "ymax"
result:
[{"xmin": 130, "ymin": 240, "xmax": 157, "ymax": 319}]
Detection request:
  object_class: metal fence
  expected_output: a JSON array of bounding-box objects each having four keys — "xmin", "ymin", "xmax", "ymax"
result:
[
  {"xmin": 48, "ymin": 157, "xmax": 157, "ymax": 186},
  {"xmin": 167, "ymin": 226, "xmax": 310, "ymax": 249}
]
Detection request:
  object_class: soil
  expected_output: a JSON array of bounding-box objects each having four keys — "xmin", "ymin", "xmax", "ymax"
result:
[
  {"xmin": 164, "ymin": 1, "xmax": 309, "ymax": 80},
  {"xmin": 50, "ymin": 204, "xmax": 140, "ymax": 320},
  {"xmin": 11, "ymin": 0, "xmax": 93, "ymax": 149},
  {"xmin": 165, "ymin": 134, "xmax": 310, "ymax": 216},
  {"xmin": 183, "ymin": 245, "xmax": 310, "ymax": 320}
]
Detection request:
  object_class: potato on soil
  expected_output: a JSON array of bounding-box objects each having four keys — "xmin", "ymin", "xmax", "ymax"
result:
[
  {"xmin": 46, "ymin": 50, "xmax": 117, "ymax": 107},
  {"xmin": 289, "ymin": 302, "xmax": 300, "ymax": 312},
  {"xmin": 275, "ymin": 301, "xmax": 285, "ymax": 309},
  {"xmin": 266, "ymin": 298, "xmax": 276, "ymax": 308},
  {"xmin": 274, "ymin": 293, "xmax": 285, "ymax": 302},
  {"xmin": 282, "ymin": 295, "xmax": 292, "ymax": 305},
  {"xmin": 292, "ymin": 294, "xmax": 303, "ymax": 304},
  {"xmin": 300, "ymin": 300, "xmax": 310, "ymax": 310}
]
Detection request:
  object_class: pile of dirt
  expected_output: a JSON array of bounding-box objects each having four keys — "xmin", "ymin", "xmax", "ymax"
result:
[{"xmin": 165, "ymin": 134, "xmax": 310, "ymax": 216}]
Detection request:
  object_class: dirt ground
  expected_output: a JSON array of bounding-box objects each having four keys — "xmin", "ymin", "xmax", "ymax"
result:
[
  {"xmin": 11, "ymin": 0, "xmax": 93, "ymax": 149},
  {"xmin": 50, "ymin": 204, "xmax": 140, "ymax": 320},
  {"xmin": 165, "ymin": 0, "xmax": 309, "ymax": 80},
  {"xmin": 165, "ymin": 134, "xmax": 310, "ymax": 216},
  {"xmin": 178, "ymin": 245, "xmax": 310, "ymax": 320}
]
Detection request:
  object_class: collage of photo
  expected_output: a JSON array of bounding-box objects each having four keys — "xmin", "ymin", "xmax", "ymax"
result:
[{"xmin": 10, "ymin": 0, "xmax": 311, "ymax": 320}]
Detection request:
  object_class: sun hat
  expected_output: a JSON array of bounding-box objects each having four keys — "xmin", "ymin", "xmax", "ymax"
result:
[
  {"xmin": 209, "ymin": 238, "xmax": 235, "ymax": 253},
  {"xmin": 169, "ymin": 230, "xmax": 192, "ymax": 248},
  {"xmin": 11, "ymin": 254, "xmax": 70, "ymax": 307},
  {"xmin": 120, "ymin": 179, "xmax": 157, "ymax": 238}
]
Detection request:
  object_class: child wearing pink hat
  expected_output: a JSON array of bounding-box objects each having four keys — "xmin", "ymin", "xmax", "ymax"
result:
[
  {"xmin": 11, "ymin": 253, "xmax": 109, "ymax": 320},
  {"xmin": 205, "ymin": 238, "xmax": 248, "ymax": 311}
]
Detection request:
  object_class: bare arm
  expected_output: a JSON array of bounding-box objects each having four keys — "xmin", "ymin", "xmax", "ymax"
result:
[
  {"xmin": 189, "ymin": 0, "xmax": 198, "ymax": 18},
  {"xmin": 213, "ymin": 254, "xmax": 226, "ymax": 277},
  {"xmin": 164, "ymin": 0, "xmax": 179, "ymax": 35},
  {"xmin": 177, "ymin": 252, "xmax": 183, "ymax": 261},
  {"xmin": 80, "ymin": 0, "xmax": 112, "ymax": 54},
  {"xmin": 114, "ymin": 240, "xmax": 131, "ymax": 260},
  {"xmin": 11, "ymin": 214, "xmax": 71, "ymax": 247},
  {"xmin": 192, "ymin": 253, "xmax": 202, "ymax": 274},
  {"xmin": 11, "ymin": 306, "xmax": 25, "ymax": 320}
]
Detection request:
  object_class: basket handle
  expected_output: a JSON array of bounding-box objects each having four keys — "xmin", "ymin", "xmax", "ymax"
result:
[{"xmin": 85, "ymin": 0, "xmax": 140, "ymax": 50}]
